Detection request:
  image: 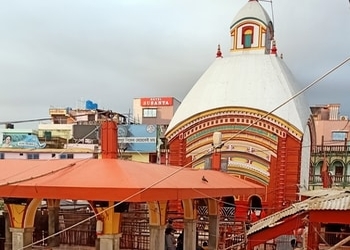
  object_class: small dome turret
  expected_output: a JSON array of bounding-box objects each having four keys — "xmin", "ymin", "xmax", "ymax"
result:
[{"xmin": 230, "ymin": 0, "xmax": 274, "ymax": 54}]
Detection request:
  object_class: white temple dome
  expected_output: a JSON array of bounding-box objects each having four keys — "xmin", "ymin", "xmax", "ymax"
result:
[
  {"xmin": 167, "ymin": 0, "xmax": 310, "ymax": 135},
  {"xmin": 167, "ymin": 54, "xmax": 309, "ymax": 133}
]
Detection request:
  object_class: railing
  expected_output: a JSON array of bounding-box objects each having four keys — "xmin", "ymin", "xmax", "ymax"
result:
[
  {"xmin": 32, "ymin": 229, "xmax": 96, "ymax": 247},
  {"xmin": 321, "ymin": 231, "xmax": 350, "ymax": 246},
  {"xmin": 312, "ymin": 145, "xmax": 350, "ymax": 154},
  {"xmin": 309, "ymin": 175, "xmax": 350, "ymax": 186},
  {"xmin": 219, "ymin": 221, "xmax": 247, "ymax": 250},
  {"xmin": 60, "ymin": 229, "xmax": 96, "ymax": 246},
  {"xmin": 223, "ymin": 232, "xmax": 247, "ymax": 250},
  {"xmin": 120, "ymin": 210, "xmax": 150, "ymax": 250}
]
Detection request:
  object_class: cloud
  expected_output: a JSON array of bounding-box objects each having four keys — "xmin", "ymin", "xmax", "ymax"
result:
[{"xmin": 0, "ymin": 0, "xmax": 350, "ymax": 128}]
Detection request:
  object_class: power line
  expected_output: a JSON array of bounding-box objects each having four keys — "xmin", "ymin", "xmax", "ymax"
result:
[
  {"xmin": 260, "ymin": 0, "xmax": 274, "ymax": 25},
  {"xmin": 0, "ymin": 118, "xmax": 52, "ymax": 125},
  {"xmin": 217, "ymin": 56, "xmax": 350, "ymax": 150},
  {"xmin": 0, "ymin": 109, "xmax": 122, "ymax": 125},
  {"xmin": 13, "ymin": 56, "xmax": 350, "ymax": 249}
]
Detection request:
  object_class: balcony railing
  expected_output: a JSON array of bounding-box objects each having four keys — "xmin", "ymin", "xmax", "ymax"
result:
[
  {"xmin": 321, "ymin": 231, "xmax": 350, "ymax": 247},
  {"xmin": 312, "ymin": 145, "xmax": 350, "ymax": 154},
  {"xmin": 309, "ymin": 175, "xmax": 350, "ymax": 186}
]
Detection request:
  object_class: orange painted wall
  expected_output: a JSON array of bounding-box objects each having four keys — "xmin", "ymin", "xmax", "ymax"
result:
[
  {"xmin": 169, "ymin": 137, "xmax": 181, "ymax": 166},
  {"xmin": 268, "ymin": 133, "xmax": 301, "ymax": 213},
  {"xmin": 169, "ymin": 137, "xmax": 188, "ymax": 167},
  {"xmin": 167, "ymin": 113, "xmax": 303, "ymax": 217},
  {"xmin": 101, "ymin": 121, "xmax": 117, "ymax": 159}
]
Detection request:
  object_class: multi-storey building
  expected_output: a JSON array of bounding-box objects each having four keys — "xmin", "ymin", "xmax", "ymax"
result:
[
  {"xmin": 0, "ymin": 126, "xmax": 94, "ymax": 159},
  {"xmin": 132, "ymin": 97, "xmax": 180, "ymax": 125},
  {"xmin": 1, "ymin": 98, "xmax": 179, "ymax": 163},
  {"xmin": 0, "ymin": 100, "xmax": 119, "ymax": 159},
  {"xmin": 129, "ymin": 97, "xmax": 180, "ymax": 164},
  {"xmin": 310, "ymin": 103, "xmax": 350, "ymax": 189}
]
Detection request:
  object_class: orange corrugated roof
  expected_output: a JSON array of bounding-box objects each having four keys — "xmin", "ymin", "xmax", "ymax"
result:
[{"xmin": 0, "ymin": 159, "xmax": 264, "ymax": 202}]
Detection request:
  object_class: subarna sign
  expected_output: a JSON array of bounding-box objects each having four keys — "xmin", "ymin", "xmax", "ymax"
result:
[{"xmin": 140, "ymin": 97, "xmax": 173, "ymax": 106}]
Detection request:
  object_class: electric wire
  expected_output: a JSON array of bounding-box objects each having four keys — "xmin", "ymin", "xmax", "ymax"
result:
[
  {"xmin": 0, "ymin": 0, "xmax": 347, "ymax": 243},
  {"xmin": 0, "ymin": 160, "xmax": 92, "ymax": 188},
  {"xmin": 0, "ymin": 108, "xmax": 120, "ymax": 125},
  {"xmin": 0, "ymin": 126, "xmax": 100, "ymax": 183},
  {"xmin": 216, "ymin": 56, "xmax": 350, "ymax": 150},
  {"xmin": 340, "ymin": 118, "xmax": 350, "ymax": 131},
  {"xmin": 0, "ymin": 118, "xmax": 52, "ymax": 125},
  {"xmin": 17, "ymin": 154, "xmax": 198, "ymax": 250},
  {"xmin": 311, "ymin": 223, "xmax": 330, "ymax": 247},
  {"xmin": 11, "ymin": 56, "xmax": 350, "ymax": 248},
  {"xmin": 260, "ymin": 0, "xmax": 275, "ymax": 25}
]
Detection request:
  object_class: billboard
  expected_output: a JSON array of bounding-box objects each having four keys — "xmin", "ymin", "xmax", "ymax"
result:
[
  {"xmin": 73, "ymin": 125, "xmax": 99, "ymax": 140},
  {"xmin": 1, "ymin": 132, "xmax": 46, "ymax": 149},
  {"xmin": 140, "ymin": 97, "xmax": 173, "ymax": 106},
  {"xmin": 118, "ymin": 124, "xmax": 156, "ymax": 153}
]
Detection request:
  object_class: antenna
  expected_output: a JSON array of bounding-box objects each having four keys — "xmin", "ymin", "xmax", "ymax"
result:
[{"xmin": 260, "ymin": 0, "xmax": 275, "ymax": 25}]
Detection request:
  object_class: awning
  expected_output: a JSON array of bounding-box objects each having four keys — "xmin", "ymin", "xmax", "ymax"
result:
[{"xmin": 0, "ymin": 159, "xmax": 264, "ymax": 202}]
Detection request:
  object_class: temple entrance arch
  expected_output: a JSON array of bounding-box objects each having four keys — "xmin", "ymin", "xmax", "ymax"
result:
[
  {"xmin": 248, "ymin": 195, "xmax": 264, "ymax": 223},
  {"xmin": 221, "ymin": 196, "xmax": 235, "ymax": 221},
  {"xmin": 249, "ymin": 195, "xmax": 262, "ymax": 210}
]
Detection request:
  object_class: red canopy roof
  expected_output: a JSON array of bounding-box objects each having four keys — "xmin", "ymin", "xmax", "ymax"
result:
[{"xmin": 0, "ymin": 159, "xmax": 264, "ymax": 202}]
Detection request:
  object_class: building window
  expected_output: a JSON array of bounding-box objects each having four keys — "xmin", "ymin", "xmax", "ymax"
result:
[
  {"xmin": 59, "ymin": 154, "xmax": 74, "ymax": 159},
  {"xmin": 143, "ymin": 108, "xmax": 157, "ymax": 118},
  {"xmin": 335, "ymin": 165, "xmax": 343, "ymax": 176},
  {"xmin": 242, "ymin": 26, "xmax": 253, "ymax": 48},
  {"xmin": 0, "ymin": 153, "xmax": 4, "ymax": 159},
  {"xmin": 44, "ymin": 131, "xmax": 52, "ymax": 140},
  {"xmin": 27, "ymin": 153, "xmax": 39, "ymax": 159},
  {"xmin": 333, "ymin": 162, "xmax": 344, "ymax": 183},
  {"xmin": 332, "ymin": 131, "xmax": 347, "ymax": 141}
]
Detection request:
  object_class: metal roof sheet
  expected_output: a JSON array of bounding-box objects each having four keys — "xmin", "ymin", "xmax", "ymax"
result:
[
  {"xmin": 247, "ymin": 189, "xmax": 350, "ymax": 235},
  {"xmin": 298, "ymin": 188, "xmax": 346, "ymax": 197},
  {"xmin": 308, "ymin": 190, "xmax": 350, "ymax": 210},
  {"xmin": 247, "ymin": 201, "xmax": 308, "ymax": 235}
]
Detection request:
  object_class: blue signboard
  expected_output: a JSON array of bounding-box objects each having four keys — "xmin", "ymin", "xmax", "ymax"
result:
[
  {"xmin": 1, "ymin": 133, "xmax": 46, "ymax": 149},
  {"xmin": 118, "ymin": 124, "xmax": 156, "ymax": 153}
]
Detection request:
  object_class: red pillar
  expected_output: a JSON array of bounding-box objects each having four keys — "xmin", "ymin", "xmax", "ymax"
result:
[
  {"xmin": 307, "ymin": 221, "xmax": 320, "ymax": 250},
  {"xmin": 212, "ymin": 152, "xmax": 221, "ymax": 171},
  {"xmin": 100, "ymin": 120, "xmax": 118, "ymax": 159}
]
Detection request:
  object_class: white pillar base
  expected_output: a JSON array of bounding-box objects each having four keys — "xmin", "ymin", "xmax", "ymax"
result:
[{"xmin": 97, "ymin": 233, "xmax": 122, "ymax": 250}]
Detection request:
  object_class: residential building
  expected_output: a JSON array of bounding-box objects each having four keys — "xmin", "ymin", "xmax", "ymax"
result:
[
  {"xmin": 119, "ymin": 97, "xmax": 180, "ymax": 163},
  {"xmin": 132, "ymin": 97, "xmax": 180, "ymax": 125},
  {"xmin": 310, "ymin": 103, "xmax": 350, "ymax": 189}
]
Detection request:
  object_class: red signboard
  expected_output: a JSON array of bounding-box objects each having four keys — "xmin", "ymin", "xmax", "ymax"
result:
[{"xmin": 140, "ymin": 97, "xmax": 173, "ymax": 107}]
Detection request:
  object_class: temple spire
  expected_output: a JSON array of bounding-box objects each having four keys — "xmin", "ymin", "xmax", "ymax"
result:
[
  {"xmin": 216, "ymin": 44, "xmax": 223, "ymax": 58},
  {"xmin": 271, "ymin": 40, "xmax": 277, "ymax": 55}
]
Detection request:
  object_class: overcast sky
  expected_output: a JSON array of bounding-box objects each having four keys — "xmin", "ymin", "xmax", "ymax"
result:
[{"xmin": 0, "ymin": 0, "xmax": 349, "ymax": 128}]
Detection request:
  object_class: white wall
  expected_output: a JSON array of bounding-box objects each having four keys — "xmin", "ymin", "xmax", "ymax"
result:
[{"xmin": 2, "ymin": 152, "xmax": 93, "ymax": 160}]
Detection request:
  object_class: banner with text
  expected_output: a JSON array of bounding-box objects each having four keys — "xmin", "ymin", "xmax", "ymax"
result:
[
  {"xmin": 1, "ymin": 132, "xmax": 46, "ymax": 149},
  {"xmin": 118, "ymin": 124, "xmax": 157, "ymax": 152}
]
